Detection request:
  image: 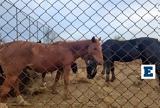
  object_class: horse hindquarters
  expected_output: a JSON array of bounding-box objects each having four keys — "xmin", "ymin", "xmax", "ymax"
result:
[
  {"xmin": 0, "ymin": 75, "xmax": 18, "ymax": 102},
  {"xmin": 0, "ymin": 64, "xmax": 18, "ymax": 102},
  {"xmin": 0, "ymin": 63, "xmax": 30, "ymax": 105}
]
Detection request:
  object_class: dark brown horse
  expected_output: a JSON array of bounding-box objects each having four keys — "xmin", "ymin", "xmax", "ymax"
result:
[{"xmin": 0, "ymin": 37, "xmax": 103, "ymax": 105}]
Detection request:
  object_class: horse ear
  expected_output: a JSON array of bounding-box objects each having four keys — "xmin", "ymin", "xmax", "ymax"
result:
[
  {"xmin": 91, "ymin": 37, "xmax": 96, "ymax": 43},
  {"xmin": 37, "ymin": 40, "xmax": 41, "ymax": 43}
]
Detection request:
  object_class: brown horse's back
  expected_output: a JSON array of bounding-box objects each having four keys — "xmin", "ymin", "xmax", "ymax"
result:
[
  {"xmin": 0, "ymin": 41, "xmax": 34, "ymax": 75},
  {"xmin": 0, "ymin": 41, "xmax": 73, "ymax": 75},
  {"xmin": 31, "ymin": 44, "xmax": 64, "ymax": 72}
]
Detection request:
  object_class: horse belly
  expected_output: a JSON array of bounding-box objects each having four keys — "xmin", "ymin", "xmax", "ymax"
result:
[
  {"xmin": 32, "ymin": 59, "xmax": 61, "ymax": 73},
  {"xmin": 31, "ymin": 48, "xmax": 63, "ymax": 73},
  {"xmin": 114, "ymin": 49, "xmax": 139, "ymax": 62}
]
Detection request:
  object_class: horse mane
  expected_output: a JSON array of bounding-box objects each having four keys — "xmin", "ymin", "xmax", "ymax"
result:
[
  {"xmin": 0, "ymin": 42, "xmax": 14, "ymax": 50},
  {"xmin": 50, "ymin": 40, "xmax": 93, "ymax": 48},
  {"xmin": 51, "ymin": 41, "xmax": 65, "ymax": 45}
]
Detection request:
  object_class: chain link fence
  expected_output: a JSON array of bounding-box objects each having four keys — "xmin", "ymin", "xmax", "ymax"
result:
[{"xmin": 0, "ymin": 0, "xmax": 160, "ymax": 107}]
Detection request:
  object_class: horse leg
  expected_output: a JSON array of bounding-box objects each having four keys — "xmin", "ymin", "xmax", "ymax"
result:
[
  {"xmin": 155, "ymin": 70, "xmax": 160, "ymax": 86},
  {"xmin": 41, "ymin": 72, "xmax": 47, "ymax": 87},
  {"xmin": 110, "ymin": 63, "xmax": 115, "ymax": 82},
  {"xmin": 0, "ymin": 103, "xmax": 8, "ymax": 108},
  {"xmin": 63, "ymin": 65, "xmax": 71, "ymax": 100},
  {"xmin": 105, "ymin": 62, "xmax": 111, "ymax": 82},
  {"xmin": 157, "ymin": 74, "xmax": 160, "ymax": 86},
  {"xmin": 13, "ymin": 79, "xmax": 31, "ymax": 105},
  {"xmin": 101, "ymin": 61, "xmax": 106, "ymax": 75},
  {"xmin": 0, "ymin": 75, "xmax": 17, "ymax": 103},
  {"xmin": 71, "ymin": 62, "xmax": 78, "ymax": 74},
  {"xmin": 71, "ymin": 63, "xmax": 78, "ymax": 84},
  {"xmin": 52, "ymin": 70, "xmax": 61, "ymax": 94}
]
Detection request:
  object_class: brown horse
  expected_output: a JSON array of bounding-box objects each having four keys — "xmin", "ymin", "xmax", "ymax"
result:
[{"xmin": 0, "ymin": 37, "xmax": 103, "ymax": 105}]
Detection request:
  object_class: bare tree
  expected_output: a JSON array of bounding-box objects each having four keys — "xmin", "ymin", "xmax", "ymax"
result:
[
  {"xmin": 43, "ymin": 28, "xmax": 61, "ymax": 43},
  {"xmin": 114, "ymin": 35, "xmax": 125, "ymax": 40},
  {"xmin": 0, "ymin": 33, "xmax": 4, "ymax": 44}
]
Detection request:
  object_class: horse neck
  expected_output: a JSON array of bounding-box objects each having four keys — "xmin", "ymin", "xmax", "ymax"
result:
[{"xmin": 67, "ymin": 40, "xmax": 91, "ymax": 59}]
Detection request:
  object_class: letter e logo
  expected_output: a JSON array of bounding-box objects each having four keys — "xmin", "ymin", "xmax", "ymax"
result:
[{"xmin": 141, "ymin": 65, "xmax": 155, "ymax": 79}]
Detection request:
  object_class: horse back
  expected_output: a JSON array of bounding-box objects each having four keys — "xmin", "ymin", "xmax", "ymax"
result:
[
  {"xmin": 30, "ymin": 42, "xmax": 74, "ymax": 72},
  {"xmin": 0, "ymin": 41, "xmax": 34, "ymax": 66},
  {"xmin": 102, "ymin": 39, "xmax": 140, "ymax": 62}
]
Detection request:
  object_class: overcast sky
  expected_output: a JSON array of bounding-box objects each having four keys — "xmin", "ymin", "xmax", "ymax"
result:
[{"xmin": 1, "ymin": 0, "xmax": 159, "ymax": 41}]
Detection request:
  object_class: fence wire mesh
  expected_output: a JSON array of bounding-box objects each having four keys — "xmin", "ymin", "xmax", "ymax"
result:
[{"xmin": 0, "ymin": 0, "xmax": 160, "ymax": 108}]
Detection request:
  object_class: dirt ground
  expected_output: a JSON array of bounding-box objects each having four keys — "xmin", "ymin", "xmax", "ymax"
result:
[{"xmin": 7, "ymin": 59, "xmax": 160, "ymax": 108}]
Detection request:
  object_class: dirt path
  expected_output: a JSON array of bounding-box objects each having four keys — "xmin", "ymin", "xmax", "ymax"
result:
[{"xmin": 7, "ymin": 60, "xmax": 160, "ymax": 108}]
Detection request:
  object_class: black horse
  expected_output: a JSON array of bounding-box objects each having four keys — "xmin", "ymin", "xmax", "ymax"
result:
[
  {"xmin": 86, "ymin": 37, "xmax": 160, "ymax": 84},
  {"xmin": 102, "ymin": 38, "xmax": 140, "ymax": 82}
]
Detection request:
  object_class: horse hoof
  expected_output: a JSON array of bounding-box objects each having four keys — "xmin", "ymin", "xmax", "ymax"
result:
[
  {"xmin": 39, "ymin": 86, "xmax": 48, "ymax": 92},
  {"xmin": 105, "ymin": 75, "xmax": 110, "ymax": 82},
  {"xmin": 110, "ymin": 77, "xmax": 116, "ymax": 82},
  {"xmin": 71, "ymin": 79, "xmax": 77, "ymax": 84},
  {"xmin": 0, "ymin": 103, "xmax": 8, "ymax": 108},
  {"xmin": 18, "ymin": 101, "xmax": 31, "ymax": 106},
  {"xmin": 110, "ymin": 79, "xmax": 114, "ymax": 82},
  {"xmin": 16, "ymin": 95, "xmax": 31, "ymax": 106},
  {"xmin": 105, "ymin": 79, "xmax": 109, "ymax": 82}
]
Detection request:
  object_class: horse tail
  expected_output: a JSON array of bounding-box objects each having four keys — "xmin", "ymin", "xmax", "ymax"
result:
[{"xmin": 0, "ymin": 44, "xmax": 5, "ymax": 65}]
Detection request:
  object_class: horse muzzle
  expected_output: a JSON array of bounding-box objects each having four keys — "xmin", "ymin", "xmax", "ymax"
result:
[
  {"xmin": 97, "ymin": 60, "xmax": 103, "ymax": 65},
  {"xmin": 97, "ymin": 62, "xmax": 102, "ymax": 65},
  {"xmin": 95, "ymin": 58, "xmax": 103, "ymax": 65}
]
